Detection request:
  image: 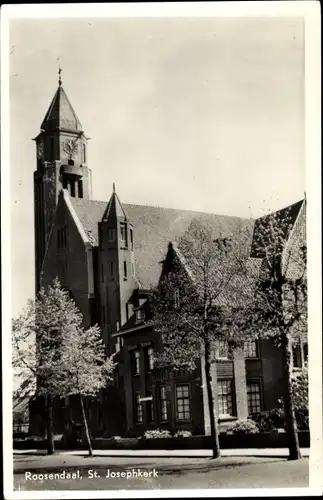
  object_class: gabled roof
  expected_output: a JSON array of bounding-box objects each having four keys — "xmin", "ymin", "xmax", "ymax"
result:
[
  {"xmin": 250, "ymin": 200, "xmax": 304, "ymax": 258},
  {"xmin": 69, "ymin": 197, "xmax": 249, "ymax": 289},
  {"xmin": 41, "ymin": 85, "xmax": 83, "ymax": 132}
]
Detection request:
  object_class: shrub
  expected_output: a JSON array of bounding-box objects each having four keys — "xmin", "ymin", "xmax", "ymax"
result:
[
  {"xmin": 174, "ymin": 430, "xmax": 192, "ymax": 438},
  {"xmin": 254, "ymin": 408, "xmax": 285, "ymax": 432},
  {"xmin": 227, "ymin": 419, "xmax": 259, "ymax": 434},
  {"xmin": 143, "ymin": 429, "xmax": 172, "ymax": 439}
]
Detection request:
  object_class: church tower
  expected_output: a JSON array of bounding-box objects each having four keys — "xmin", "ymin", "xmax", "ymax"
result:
[
  {"xmin": 33, "ymin": 71, "xmax": 92, "ymax": 292},
  {"xmin": 98, "ymin": 185, "xmax": 137, "ymax": 352}
]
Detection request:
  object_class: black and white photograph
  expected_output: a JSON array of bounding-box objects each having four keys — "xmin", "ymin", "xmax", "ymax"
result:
[{"xmin": 1, "ymin": 2, "xmax": 322, "ymax": 498}]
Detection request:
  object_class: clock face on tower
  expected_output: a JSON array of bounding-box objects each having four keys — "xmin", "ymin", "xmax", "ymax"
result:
[{"xmin": 63, "ymin": 138, "xmax": 78, "ymax": 159}]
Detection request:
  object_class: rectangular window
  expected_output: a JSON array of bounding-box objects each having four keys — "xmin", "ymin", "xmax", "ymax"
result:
[
  {"xmin": 147, "ymin": 347, "xmax": 154, "ymax": 371},
  {"xmin": 247, "ymin": 381, "xmax": 262, "ymax": 415},
  {"xmin": 135, "ymin": 393, "xmax": 143, "ymax": 424},
  {"xmin": 83, "ymin": 144, "xmax": 86, "ymax": 163},
  {"xmin": 159, "ymin": 386, "xmax": 168, "ymax": 422},
  {"xmin": 62, "ymin": 178, "xmax": 68, "ymax": 189},
  {"xmin": 123, "ymin": 261, "xmax": 127, "ymax": 280},
  {"xmin": 78, "ymin": 180, "xmax": 83, "ymax": 199},
  {"xmin": 70, "ymin": 181, "xmax": 75, "ymax": 198},
  {"xmin": 244, "ymin": 340, "xmax": 258, "ymax": 359},
  {"xmin": 215, "ymin": 340, "xmax": 229, "ymax": 359},
  {"xmin": 135, "ymin": 308, "xmax": 145, "ymax": 323},
  {"xmin": 303, "ymin": 342, "xmax": 308, "ymax": 364},
  {"xmin": 120, "ymin": 223, "xmax": 128, "ymax": 247},
  {"xmin": 132, "ymin": 350, "xmax": 140, "ymax": 376},
  {"xmin": 107, "ymin": 228, "xmax": 115, "ymax": 242},
  {"xmin": 130, "ymin": 229, "xmax": 134, "ymax": 250},
  {"xmin": 175, "ymin": 384, "xmax": 191, "ymax": 421},
  {"xmin": 292, "ymin": 343, "xmax": 302, "ymax": 368},
  {"xmin": 218, "ymin": 380, "xmax": 234, "ymax": 417}
]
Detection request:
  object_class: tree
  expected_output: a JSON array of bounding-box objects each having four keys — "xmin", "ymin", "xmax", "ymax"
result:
[
  {"xmin": 12, "ymin": 278, "xmax": 115, "ymax": 456},
  {"xmin": 150, "ymin": 219, "xmax": 257, "ymax": 458},
  {"xmin": 241, "ymin": 201, "xmax": 307, "ymax": 459},
  {"xmin": 12, "ymin": 279, "xmax": 77, "ymax": 454},
  {"xmin": 57, "ymin": 324, "xmax": 116, "ymax": 456}
]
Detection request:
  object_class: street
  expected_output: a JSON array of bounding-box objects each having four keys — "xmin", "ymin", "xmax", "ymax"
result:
[{"xmin": 13, "ymin": 452, "xmax": 309, "ymax": 491}]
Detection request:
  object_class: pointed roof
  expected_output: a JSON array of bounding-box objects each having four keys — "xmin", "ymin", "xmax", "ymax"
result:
[
  {"xmin": 41, "ymin": 85, "xmax": 83, "ymax": 132},
  {"xmin": 102, "ymin": 188, "xmax": 129, "ymax": 221}
]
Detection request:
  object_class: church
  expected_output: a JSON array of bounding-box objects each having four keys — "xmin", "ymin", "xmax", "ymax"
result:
[{"xmin": 31, "ymin": 76, "xmax": 307, "ymax": 437}]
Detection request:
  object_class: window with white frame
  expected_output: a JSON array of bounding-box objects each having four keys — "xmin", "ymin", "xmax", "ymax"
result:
[
  {"xmin": 147, "ymin": 347, "xmax": 154, "ymax": 371},
  {"xmin": 175, "ymin": 384, "xmax": 191, "ymax": 421},
  {"xmin": 247, "ymin": 381, "xmax": 262, "ymax": 415},
  {"xmin": 159, "ymin": 386, "xmax": 168, "ymax": 421},
  {"xmin": 135, "ymin": 393, "xmax": 143, "ymax": 423},
  {"xmin": 215, "ymin": 340, "xmax": 229, "ymax": 359},
  {"xmin": 135, "ymin": 308, "xmax": 145, "ymax": 323},
  {"xmin": 244, "ymin": 340, "xmax": 258, "ymax": 358},
  {"xmin": 218, "ymin": 380, "xmax": 234, "ymax": 416},
  {"xmin": 120, "ymin": 223, "xmax": 128, "ymax": 247},
  {"xmin": 132, "ymin": 350, "xmax": 140, "ymax": 376}
]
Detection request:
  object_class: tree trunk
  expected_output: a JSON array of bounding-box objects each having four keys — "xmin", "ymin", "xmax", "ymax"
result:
[
  {"xmin": 204, "ymin": 338, "xmax": 221, "ymax": 459},
  {"xmin": 80, "ymin": 395, "xmax": 93, "ymax": 457},
  {"xmin": 282, "ymin": 334, "xmax": 302, "ymax": 460},
  {"xmin": 46, "ymin": 396, "xmax": 55, "ymax": 455}
]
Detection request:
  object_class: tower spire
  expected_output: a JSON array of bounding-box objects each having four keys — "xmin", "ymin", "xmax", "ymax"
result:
[
  {"xmin": 58, "ymin": 66, "xmax": 62, "ymax": 86},
  {"xmin": 113, "ymin": 182, "xmax": 116, "ymax": 193}
]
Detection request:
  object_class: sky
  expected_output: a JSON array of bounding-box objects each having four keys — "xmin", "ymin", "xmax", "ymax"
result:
[{"xmin": 9, "ymin": 16, "xmax": 305, "ymax": 317}]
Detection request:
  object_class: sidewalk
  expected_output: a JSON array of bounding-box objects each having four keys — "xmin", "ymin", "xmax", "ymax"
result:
[{"xmin": 14, "ymin": 447, "xmax": 310, "ymax": 458}]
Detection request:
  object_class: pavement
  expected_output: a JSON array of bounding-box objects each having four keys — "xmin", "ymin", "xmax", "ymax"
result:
[
  {"xmin": 14, "ymin": 447, "xmax": 310, "ymax": 458},
  {"xmin": 13, "ymin": 451, "xmax": 310, "ymax": 490}
]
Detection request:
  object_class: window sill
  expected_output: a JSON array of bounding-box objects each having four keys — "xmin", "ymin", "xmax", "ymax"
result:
[
  {"xmin": 218, "ymin": 414, "xmax": 236, "ymax": 422},
  {"xmin": 245, "ymin": 357, "xmax": 260, "ymax": 361}
]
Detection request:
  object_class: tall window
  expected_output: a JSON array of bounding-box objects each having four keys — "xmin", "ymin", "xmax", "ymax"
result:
[
  {"xmin": 107, "ymin": 228, "xmax": 115, "ymax": 242},
  {"xmin": 83, "ymin": 143, "xmax": 86, "ymax": 163},
  {"xmin": 109, "ymin": 261, "xmax": 114, "ymax": 279},
  {"xmin": 218, "ymin": 380, "xmax": 234, "ymax": 416},
  {"xmin": 159, "ymin": 386, "xmax": 168, "ymax": 421},
  {"xmin": 130, "ymin": 229, "xmax": 134, "ymax": 250},
  {"xmin": 147, "ymin": 347, "xmax": 154, "ymax": 371},
  {"xmin": 123, "ymin": 261, "xmax": 128, "ymax": 280},
  {"xmin": 244, "ymin": 340, "xmax": 258, "ymax": 359},
  {"xmin": 135, "ymin": 393, "xmax": 143, "ymax": 424},
  {"xmin": 120, "ymin": 223, "xmax": 128, "ymax": 247},
  {"xmin": 247, "ymin": 381, "xmax": 262, "ymax": 415},
  {"xmin": 215, "ymin": 340, "xmax": 229, "ymax": 359},
  {"xmin": 292, "ymin": 343, "xmax": 302, "ymax": 368},
  {"xmin": 78, "ymin": 180, "xmax": 83, "ymax": 198},
  {"xmin": 175, "ymin": 384, "xmax": 191, "ymax": 421},
  {"xmin": 303, "ymin": 342, "xmax": 308, "ymax": 364},
  {"xmin": 70, "ymin": 181, "xmax": 75, "ymax": 197},
  {"xmin": 132, "ymin": 350, "xmax": 140, "ymax": 376}
]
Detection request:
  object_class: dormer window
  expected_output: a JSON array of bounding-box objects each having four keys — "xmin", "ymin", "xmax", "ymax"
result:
[
  {"xmin": 120, "ymin": 223, "xmax": 128, "ymax": 248},
  {"xmin": 135, "ymin": 308, "xmax": 145, "ymax": 323}
]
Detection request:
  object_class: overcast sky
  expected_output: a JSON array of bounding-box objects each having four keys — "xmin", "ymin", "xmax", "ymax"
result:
[{"xmin": 9, "ymin": 16, "xmax": 305, "ymax": 317}]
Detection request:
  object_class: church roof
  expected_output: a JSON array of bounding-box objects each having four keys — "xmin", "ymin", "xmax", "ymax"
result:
[
  {"xmin": 69, "ymin": 197, "xmax": 250, "ymax": 289},
  {"xmin": 41, "ymin": 85, "xmax": 83, "ymax": 132}
]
